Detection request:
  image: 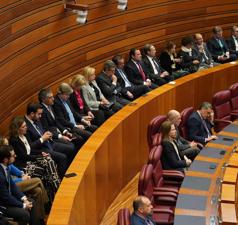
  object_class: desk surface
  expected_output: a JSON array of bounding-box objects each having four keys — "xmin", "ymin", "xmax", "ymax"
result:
[{"xmin": 174, "ymin": 122, "xmax": 238, "ymax": 225}]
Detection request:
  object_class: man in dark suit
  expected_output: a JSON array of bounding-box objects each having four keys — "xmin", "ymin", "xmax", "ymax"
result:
[
  {"xmin": 53, "ymin": 83, "xmax": 97, "ymax": 142},
  {"xmin": 0, "ymin": 145, "xmax": 41, "ymax": 225},
  {"xmin": 38, "ymin": 88, "xmax": 84, "ymax": 153},
  {"xmin": 207, "ymin": 26, "xmax": 237, "ymax": 63},
  {"xmin": 124, "ymin": 48, "xmax": 158, "ymax": 90},
  {"xmin": 187, "ymin": 102, "xmax": 218, "ymax": 145},
  {"xmin": 226, "ymin": 25, "xmax": 238, "ymax": 57},
  {"xmin": 142, "ymin": 44, "xmax": 172, "ymax": 85},
  {"xmin": 167, "ymin": 110, "xmax": 200, "ymax": 160},
  {"xmin": 24, "ymin": 103, "xmax": 69, "ymax": 178},
  {"xmin": 131, "ymin": 196, "xmax": 155, "ymax": 225},
  {"xmin": 112, "ymin": 55, "xmax": 149, "ymax": 99},
  {"xmin": 96, "ymin": 60, "xmax": 130, "ymax": 111}
]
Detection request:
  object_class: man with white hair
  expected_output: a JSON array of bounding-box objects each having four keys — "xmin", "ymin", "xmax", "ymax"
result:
[{"xmin": 167, "ymin": 109, "xmax": 200, "ymax": 160}]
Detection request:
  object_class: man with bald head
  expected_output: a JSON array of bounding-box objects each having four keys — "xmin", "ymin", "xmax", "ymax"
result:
[
  {"xmin": 226, "ymin": 25, "xmax": 238, "ymax": 57},
  {"xmin": 167, "ymin": 110, "xmax": 200, "ymax": 160},
  {"xmin": 193, "ymin": 33, "xmax": 219, "ymax": 67},
  {"xmin": 131, "ymin": 196, "xmax": 155, "ymax": 225}
]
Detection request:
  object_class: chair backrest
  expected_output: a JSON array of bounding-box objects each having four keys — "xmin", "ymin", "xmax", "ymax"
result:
[
  {"xmin": 230, "ymin": 83, "xmax": 238, "ymax": 111},
  {"xmin": 138, "ymin": 164, "xmax": 154, "ymax": 200},
  {"xmin": 179, "ymin": 107, "xmax": 194, "ymax": 139},
  {"xmin": 147, "ymin": 115, "xmax": 167, "ymax": 148},
  {"xmin": 117, "ymin": 208, "xmax": 131, "ymax": 225}
]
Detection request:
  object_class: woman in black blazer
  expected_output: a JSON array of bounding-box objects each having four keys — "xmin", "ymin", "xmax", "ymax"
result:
[{"xmin": 161, "ymin": 121, "xmax": 191, "ymax": 172}]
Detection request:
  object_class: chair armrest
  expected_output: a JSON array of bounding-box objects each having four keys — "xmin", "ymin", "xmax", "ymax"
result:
[
  {"xmin": 154, "ymin": 187, "xmax": 178, "ymax": 195},
  {"xmin": 230, "ymin": 112, "xmax": 238, "ymax": 119},
  {"xmin": 153, "ymin": 191, "xmax": 177, "ymax": 198},
  {"xmin": 153, "ymin": 208, "xmax": 174, "ymax": 215},
  {"xmin": 214, "ymin": 119, "xmax": 232, "ymax": 124},
  {"xmin": 162, "ymin": 171, "xmax": 184, "ymax": 180}
]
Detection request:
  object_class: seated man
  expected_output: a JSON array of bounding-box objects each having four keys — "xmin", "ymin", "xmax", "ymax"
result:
[
  {"xmin": 193, "ymin": 33, "xmax": 219, "ymax": 67},
  {"xmin": 142, "ymin": 44, "xmax": 172, "ymax": 85},
  {"xmin": 226, "ymin": 25, "xmax": 238, "ymax": 58},
  {"xmin": 112, "ymin": 54, "xmax": 149, "ymax": 99},
  {"xmin": 131, "ymin": 196, "xmax": 155, "ymax": 225},
  {"xmin": 96, "ymin": 60, "xmax": 130, "ymax": 111},
  {"xmin": 125, "ymin": 48, "xmax": 158, "ymax": 90},
  {"xmin": 167, "ymin": 110, "xmax": 200, "ymax": 160},
  {"xmin": 187, "ymin": 102, "xmax": 217, "ymax": 145},
  {"xmin": 0, "ymin": 145, "xmax": 41, "ymax": 225},
  {"xmin": 207, "ymin": 26, "xmax": 237, "ymax": 63}
]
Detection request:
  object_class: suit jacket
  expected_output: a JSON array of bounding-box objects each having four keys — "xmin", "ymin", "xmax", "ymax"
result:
[
  {"xmin": 53, "ymin": 95, "xmax": 83, "ymax": 130},
  {"xmin": 96, "ymin": 72, "xmax": 122, "ymax": 102},
  {"xmin": 187, "ymin": 111, "xmax": 213, "ymax": 145},
  {"xmin": 142, "ymin": 55, "xmax": 165, "ymax": 81},
  {"xmin": 130, "ymin": 212, "xmax": 156, "ymax": 225},
  {"xmin": 114, "ymin": 68, "xmax": 132, "ymax": 95},
  {"xmin": 9, "ymin": 136, "xmax": 42, "ymax": 169},
  {"xmin": 0, "ymin": 165, "xmax": 24, "ymax": 208},
  {"xmin": 161, "ymin": 140, "xmax": 186, "ymax": 172},
  {"xmin": 159, "ymin": 51, "xmax": 178, "ymax": 75},
  {"xmin": 40, "ymin": 103, "xmax": 66, "ymax": 139},
  {"xmin": 207, "ymin": 37, "xmax": 229, "ymax": 60},
  {"xmin": 81, "ymin": 81, "xmax": 105, "ymax": 111},
  {"xmin": 193, "ymin": 43, "xmax": 213, "ymax": 65},
  {"xmin": 175, "ymin": 126, "xmax": 190, "ymax": 151},
  {"xmin": 226, "ymin": 36, "xmax": 238, "ymax": 55},
  {"xmin": 69, "ymin": 90, "xmax": 90, "ymax": 114},
  {"xmin": 24, "ymin": 116, "xmax": 51, "ymax": 151},
  {"xmin": 124, "ymin": 60, "xmax": 149, "ymax": 85}
]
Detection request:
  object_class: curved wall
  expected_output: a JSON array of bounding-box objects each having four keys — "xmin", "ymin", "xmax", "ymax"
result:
[{"xmin": 1, "ymin": 0, "xmax": 238, "ymax": 134}]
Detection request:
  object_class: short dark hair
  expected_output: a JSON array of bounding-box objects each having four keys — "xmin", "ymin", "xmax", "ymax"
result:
[
  {"xmin": 0, "ymin": 145, "xmax": 12, "ymax": 163},
  {"xmin": 103, "ymin": 60, "xmax": 116, "ymax": 71},
  {"xmin": 38, "ymin": 88, "xmax": 52, "ymax": 103},
  {"xmin": 129, "ymin": 48, "xmax": 139, "ymax": 59},
  {"xmin": 143, "ymin": 44, "xmax": 153, "ymax": 55},
  {"xmin": 212, "ymin": 26, "xmax": 222, "ymax": 34},
  {"xmin": 199, "ymin": 102, "xmax": 212, "ymax": 110},
  {"xmin": 133, "ymin": 196, "xmax": 144, "ymax": 212},
  {"xmin": 181, "ymin": 36, "xmax": 194, "ymax": 46},
  {"xmin": 166, "ymin": 41, "xmax": 176, "ymax": 51},
  {"xmin": 26, "ymin": 103, "xmax": 42, "ymax": 115},
  {"xmin": 112, "ymin": 55, "xmax": 123, "ymax": 66}
]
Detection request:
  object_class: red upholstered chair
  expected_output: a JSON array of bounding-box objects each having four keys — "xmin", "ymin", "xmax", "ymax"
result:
[
  {"xmin": 230, "ymin": 83, "xmax": 238, "ymax": 112},
  {"xmin": 212, "ymin": 90, "xmax": 236, "ymax": 132},
  {"xmin": 148, "ymin": 145, "xmax": 184, "ymax": 186},
  {"xmin": 147, "ymin": 115, "xmax": 167, "ymax": 149},
  {"xmin": 117, "ymin": 208, "xmax": 131, "ymax": 225},
  {"xmin": 138, "ymin": 164, "xmax": 174, "ymax": 224},
  {"xmin": 179, "ymin": 107, "xmax": 194, "ymax": 139}
]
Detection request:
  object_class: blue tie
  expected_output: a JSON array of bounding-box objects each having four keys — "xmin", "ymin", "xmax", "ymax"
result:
[{"xmin": 62, "ymin": 101, "xmax": 77, "ymax": 126}]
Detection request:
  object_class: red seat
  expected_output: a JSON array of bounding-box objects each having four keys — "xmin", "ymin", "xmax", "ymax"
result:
[
  {"xmin": 117, "ymin": 208, "xmax": 131, "ymax": 225},
  {"xmin": 212, "ymin": 90, "xmax": 235, "ymax": 132},
  {"xmin": 230, "ymin": 83, "xmax": 238, "ymax": 112},
  {"xmin": 138, "ymin": 164, "xmax": 174, "ymax": 224},
  {"xmin": 179, "ymin": 107, "xmax": 194, "ymax": 139},
  {"xmin": 147, "ymin": 115, "xmax": 167, "ymax": 149},
  {"xmin": 148, "ymin": 145, "xmax": 184, "ymax": 186}
]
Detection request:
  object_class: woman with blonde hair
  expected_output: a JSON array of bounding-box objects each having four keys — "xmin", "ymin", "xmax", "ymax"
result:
[
  {"xmin": 161, "ymin": 121, "xmax": 191, "ymax": 172},
  {"xmin": 81, "ymin": 66, "xmax": 115, "ymax": 119},
  {"xmin": 69, "ymin": 74, "xmax": 105, "ymax": 126}
]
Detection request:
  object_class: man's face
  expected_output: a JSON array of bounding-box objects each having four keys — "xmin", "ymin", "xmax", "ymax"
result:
[
  {"xmin": 117, "ymin": 58, "xmax": 125, "ymax": 69},
  {"xmin": 32, "ymin": 108, "xmax": 43, "ymax": 121},
  {"xmin": 173, "ymin": 114, "xmax": 182, "ymax": 127},
  {"xmin": 106, "ymin": 67, "xmax": 116, "ymax": 77},
  {"xmin": 200, "ymin": 108, "xmax": 212, "ymax": 119},
  {"xmin": 44, "ymin": 93, "xmax": 54, "ymax": 106},
  {"xmin": 133, "ymin": 50, "xmax": 142, "ymax": 61},
  {"xmin": 60, "ymin": 93, "xmax": 70, "ymax": 101},
  {"xmin": 148, "ymin": 46, "xmax": 156, "ymax": 57},
  {"xmin": 9, "ymin": 150, "xmax": 16, "ymax": 164},
  {"xmin": 233, "ymin": 28, "xmax": 238, "ymax": 38},
  {"xmin": 195, "ymin": 35, "xmax": 203, "ymax": 45},
  {"xmin": 140, "ymin": 198, "xmax": 153, "ymax": 217},
  {"xmin": 215, "ymin": 30, "xmax": 223, "ymax": 39}
]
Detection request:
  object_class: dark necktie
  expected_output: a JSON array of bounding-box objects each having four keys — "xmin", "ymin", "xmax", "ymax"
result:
[
  {"xmin": 136, "ymin": 62, "xmax": 146, "ymax": 81},
  {"xmin": 6, "ymin": 167, "xmax": 11, "ymax": 193},
  {"xmin": 202, "ymin": 119, "xmax": 211, "ymax": 137}
]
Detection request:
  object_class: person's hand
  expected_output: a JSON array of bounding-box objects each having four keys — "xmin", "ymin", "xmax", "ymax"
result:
[
  {"xmin": 42, "ymin": 131, "xmax": 52, "ymax": 141},
  {"xmin": 77, "ymin": 124, "xmax": 85, "ymax": 130},
  {"xmin": 127, "ymin": 91, "xmax": 134, "ymax": 99},
  {"xmin": 61, "ymin": 135, "xmax": 72, "ymax": 142},
  {"xmin": 192, "ymin": 60, "xmax": 200, "ymax": 64},
  {"xmin": 206, "ymin": 135, "xmax": 218, "ymax": 142},
  {"xmin": 184, "ymin": 156, "xmax": 192, "ymax": 166},
  {"xmin": 174, "ymin": 58, "xmax": 181, "ymax": 63},
  {"xmin": 88, "ymin": 111, "xmax": 94, "ymax": 119},
  {"xmin": 101, "ymin": 98, "xmax": 110, "ymax": 105},
  {"xmin": 146, "ymin": 79, "xmax": 152, "ymax": 86},
  {"xmin": 22, "ymin": 174, "xmax": 31, "ymax": 180},
  {"xmin": 65, "ymin": 131, "xmax": 73, "ymax": 138},
  {"xmin": 25, "ymin": 201, "xmax": 33, "ymax": 210},
  {"xmin": 42, "ymin": 152, "xmax": 50, "ymax": 157},
  {"xmin": 189, "ymin": 141, "xmax": 197, "ymax": 148},
  {"xmin": 111, "ymin": 74, "xmax": 117, "ymax": 83},
  {"xmin": 83, "ymin": 115, "xmax": 93, "ymax": 121}
]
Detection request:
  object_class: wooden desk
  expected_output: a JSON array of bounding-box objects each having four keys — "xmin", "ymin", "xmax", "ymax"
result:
[{"xmin": 48, "ymin": 63, "xmax": 238, "ymax": 225}]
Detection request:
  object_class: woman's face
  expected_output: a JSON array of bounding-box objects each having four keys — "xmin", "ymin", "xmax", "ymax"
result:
[
  {"xmin": 169, "ymin": 124, "xmax": 177, "ymax": 139},
  {"xmin": 18, "ymin": 121, "xmax": 27, "ymax": 135},
  {"xmin": 74, "ymin": 84, "xmax": 81, "ymax": 91},
  {"xmin": 88, "ymin": 73, "xmax": 96, "ymax": 82},
  {"xmin": 170, "ymin": 45, "xmax": 176, "ymax": 54}
]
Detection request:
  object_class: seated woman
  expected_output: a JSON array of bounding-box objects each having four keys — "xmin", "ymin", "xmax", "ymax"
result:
[
  {"xmin": 161, "ymin": 121, "xmax": 191, "ymax": 172},
  {"xmin": 178, "ymin": 36, "xmax": 205, "ymax": 73},
  {"xmin": 81, "ymin": 66, "xmax": 115, "ymax": 119},
  {"xmin": 69, "ymin": 74, "xmax": 105, "ymax": 126},
  {"xmin": 8, "ymin": 116, "xmax": 61, "ymax": 202},
  {"xmin": 159, "ymin": 41, "xmax": 189, "ymax": 79}
]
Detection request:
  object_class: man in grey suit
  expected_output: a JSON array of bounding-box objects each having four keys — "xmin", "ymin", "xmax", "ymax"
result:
[{"xmin": 167, "ymin": 110, "xmax": 200, "ymax": 160}]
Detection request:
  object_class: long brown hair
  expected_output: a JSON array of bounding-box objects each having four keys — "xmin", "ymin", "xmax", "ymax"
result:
[
  {"xmin": 160, "ymin": 121, "xmax": 173, "ymax": 141},
  {"xmin": 9, "ymin": 116, "xmax": 25, "ymax": 138}
]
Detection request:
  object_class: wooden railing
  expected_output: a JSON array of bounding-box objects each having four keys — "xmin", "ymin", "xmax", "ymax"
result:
[{"xmin": 47, "ymin": 63, "xmax": 238, "ymax": 225}]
